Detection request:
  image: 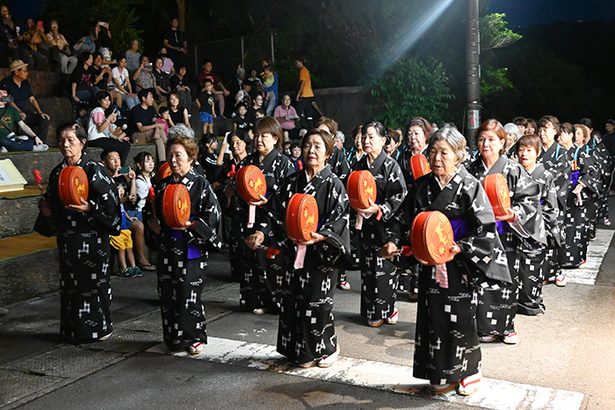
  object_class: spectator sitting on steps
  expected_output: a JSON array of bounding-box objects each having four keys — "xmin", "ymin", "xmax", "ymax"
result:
[
  {"xmin": 46, "ymin": 20, "xmax": 78, "ymax": 74},
  {"xmin": 129, "ymin": 88, "xmax": 167, "ymax": 161},
  {"xmin": 20, "ymin": 18, "xmax": 49, "ymax": 71},
  {"xmin": 0, "ymin": 86, "xmax": 48, "ymax": 152},
  {"xmin": 0, "ymin": 59, "xmax": 50, "ymax": 143}
]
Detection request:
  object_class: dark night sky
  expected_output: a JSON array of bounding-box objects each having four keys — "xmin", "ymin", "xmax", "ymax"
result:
[{"xmin": 489, "ymin": 0, "xmax": 615, "ymax": 27}]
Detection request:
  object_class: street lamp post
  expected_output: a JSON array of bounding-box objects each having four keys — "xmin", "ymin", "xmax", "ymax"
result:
[{"xmin": 466, "ymin": 0, "xmax": 481, "ymax": 149}]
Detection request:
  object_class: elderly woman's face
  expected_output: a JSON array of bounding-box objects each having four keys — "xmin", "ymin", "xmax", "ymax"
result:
[
  {"xmin": 255, "ymin": 132, "xmax": 277, "ymax": 156},
  {"xmin": 538, "ymin": 121, "xmax": 557, "ymax": 146},
  {"xmin": 59, "ymin": 130, "xmax": 85, "ymax": 163},
  {"xmin": 362, "ymin": 126, "xmax": 386, "ymax": 155},
  {"xmin": 334, "ymin": 137, "xmax": 343, "ymax": 150},
  {"xmin": 168, "ymin": 143, "xmax": 193, "ymax": 176},
  {"xmin": 517, "ymin": 145, "xmax": 538, "ymax": 171},
  {"xmin": 230, "ymin": 135, "xmax": 247, "ymax": 157},
  {"xmin": 429, "ymin": 139, "xmax": 458, "ymax": 177},
  {"xmin": 353, "ymin": 132, "xmax": 362, "ymax": 150},
  {"xmin": 408, "ymin": 125, "xmax": 427, "ymax": 151},
  {"xmin": 505, "ymin": 133, "xmax": 517, "ymax": 148},
  {"xmin": 428, "ymin": 140, "xmax": 459, "ymax": 177},
  {"xmin": 558, "ymin": 131, "xmax": 573, "ymax": 147},
  {"xmin": 477, "ymin": 130, "xmax": 504, "ymax": 161},
  {"xmin": 302, "ymin": 133, "xmax": 328, "ymax": 170},
  {"xmin": 574, "ymin": 128, "xmax": 586, "ymax": 146}
]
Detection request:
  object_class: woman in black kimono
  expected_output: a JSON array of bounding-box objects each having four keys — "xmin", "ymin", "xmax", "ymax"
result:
[
  {"xmin": 351, "ymin": 121, "xmax": 407, "ymax": 327},
  {"xmin": 397, "ymin": 117, "xmax": 432, "ymax": 301},
  {"xmin": 155, "ymin": 135, "xmax": 222, "ymax": 355},
  {"xmin": 241, "ymin": 117, "xmax": 295, "ymax": 314},
  {"xmin": 221, "ymin": 131, "xmax": 250, "ymax": 281},
  {"xmin": 558, "ymin": 124, "xmax": 601, "ymax": 270},
  {"xmin": 317, "ymin": 116, "xmax": 351, "ymax": 180},
  {"xmin": 516, "ymin": 135, "xmax": 559, "ymax": 315},
  {"xmin": 467, "ymin": 119, "xmax": 542, "ymax": 345},
  {"xmin": 537, "ymin": 116, "xmax": 570, "ymax": 285},
  {"xmin": 44, "ymin": 123, "xmax": 120, "ymax": 343},
  {"xmin": 259, "ymin": 129, "xmax": 350, "ymax": 368},
  {"xmin": 401, "ymin": 124, "xmax": 510, "ymax": 396},
  {"xmin": 336, "ymin": 124, "xmax": 364, "ymax": 292}
]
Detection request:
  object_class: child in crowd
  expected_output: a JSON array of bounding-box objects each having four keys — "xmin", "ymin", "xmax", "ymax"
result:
[
  {"xmin": 261, "ymin": 65, "xmax": 275, "ymax": 114},
  {"xmin": 235, "ymin": 80, "xmax": 252, "ymax": 108},
  {"xmin": 196, "ymin": 78, "xmax": 216, "ymax": 135},
  {"xmin": 288, "ymin": 142, "xmax": 303, "ymax": 172},
  {"xmin": 233, "ymin": 103, "xmax": 252, "ymax": 138},
  {"xmin": 110, "ymin": 178, "xmax": 143, "ymax": 278}
]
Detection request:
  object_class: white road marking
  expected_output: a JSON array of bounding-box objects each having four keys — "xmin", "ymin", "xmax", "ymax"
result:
[
  {"xmin": 147, "ymin": 337, "xmax": 584, "ymax": 410},
  {"xmin": 563, "ymin": 228, "xmax": 614, "ymax": 285}
]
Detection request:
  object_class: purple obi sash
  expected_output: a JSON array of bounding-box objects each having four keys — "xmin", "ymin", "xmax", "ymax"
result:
[
  {"xmin": 569, "ymin": 170, "xmax": 580, "ymax": 187},
  {"xmin": 450, "ymin": 218, "xmax": 469, "ymax": 242},
  {"xmin": 495, "ymin": 220, "xmax": 508, "ymax": 235},
  {"xmin": 171, "ymin": 230, "xmax": 202, "ymax": 260}
]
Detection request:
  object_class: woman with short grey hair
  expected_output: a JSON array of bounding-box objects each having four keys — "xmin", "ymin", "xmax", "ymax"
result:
[{"xmin": 400, "ymin": 123, "xmax": 510, "ymax": 396}]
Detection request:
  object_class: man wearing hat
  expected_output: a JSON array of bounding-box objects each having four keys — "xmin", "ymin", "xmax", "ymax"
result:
[{"xmin": 0, "ymin": 59, "xmax": 50, "ymax": 143}]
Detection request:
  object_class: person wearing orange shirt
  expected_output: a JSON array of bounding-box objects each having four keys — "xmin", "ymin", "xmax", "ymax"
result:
[{"xmin": 294, "ymin": 58, "xmax": 323, "ymax": 126}]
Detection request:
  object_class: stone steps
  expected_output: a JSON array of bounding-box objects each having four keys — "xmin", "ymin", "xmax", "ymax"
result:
[{"xmin": 0, "ymin": 232, "xmax": 59, "ymax": 305}]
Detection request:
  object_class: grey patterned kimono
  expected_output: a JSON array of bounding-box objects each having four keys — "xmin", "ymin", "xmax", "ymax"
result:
[
  {"xmin": 262, "ymin": 165, "xmax": 350, "ymax": 364},
  {"xmin": 237, "ymin": 149, "xmax": 295, "ymax": 312},
  {"xmin": 401, "ymin": 166, "xmax": 510, "ymax": 384},
  {"xmin": 351, "ymin": 151, "xmax": 407, "ymax": 322},
  {"xmin": 47, "ymin": 152, "xmax": 120, "ymax": 343},
  {"xmin": 155, "ymin": 169, "xmax": 221, "ymax": 350},
  {"xmin": 468, "ymin": 155, "xmax": 541, "ymax": 337},
  {"xmin": 561, "ymin": 145, "xmax": 601, "ymax": 268},
  {"xmin": 538, "ymin": 142, "xmax": 570, "ymax": 281},
  {"xmin": 518, "ymin": 164, "xmax": 557, "ymax": 315}
]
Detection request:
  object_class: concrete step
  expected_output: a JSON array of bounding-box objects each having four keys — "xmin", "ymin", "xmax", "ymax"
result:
[
  {"xmin": 0, "ymin": 144, "xmax": 157, "ymax": 186},
  {"xmin": 0, "ymin": 186, "xmax": 42, "ymax": 238},
  {"xmin": 0, "ymin": 232, "xmax": 59, "ymax": 305}
]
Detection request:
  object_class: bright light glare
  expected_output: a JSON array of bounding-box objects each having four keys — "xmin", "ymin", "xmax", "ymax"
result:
[{"xmin": 378, "ymin": 0, "xmax": 456, "ymax": 72}]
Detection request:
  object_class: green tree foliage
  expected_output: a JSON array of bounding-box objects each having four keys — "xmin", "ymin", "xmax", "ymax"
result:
[
  {"xmin": 43, "ymin": 0, "xmax": 144, "ymax": 55},
  {"xmin": 481, "ymin": 13, "xmax": 522, "ymax": 50},
  {"xmin": 369, "ymin": 57, "xmax": 453, "ymax": 127}
]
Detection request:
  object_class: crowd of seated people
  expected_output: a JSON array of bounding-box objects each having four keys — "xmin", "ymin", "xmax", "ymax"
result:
[{"xmin": 0, "ymin": 9, "xmax": 315, "ymax": 171}]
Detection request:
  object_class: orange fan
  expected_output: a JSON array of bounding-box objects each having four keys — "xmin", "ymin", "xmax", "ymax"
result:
[
  {"xmin": 286, "ymin": 193, "xmax": 319, "ymax": 242},
  {"xmin": 236, "ymin": 165, "xmax": 267, "ymax": 203},
  {"xmin": 162, "ymin": 184, "xmax": 191, "ymax": 228},
  {"xmin": 409, "ymin": 153, "xmax": 431, "ymax": 179},
  {"xmin": 411, "ymin": 211, "xmax": 455, "ymax": 265},
  {"xmin": 58, "ymin": 166, "xmax": 89, "ymax": 206},
  {"xmin": 156, "ymin": 162, "xmax": 172, "ymax": 183},
  {"xmin": 346, "ymin": 170, "xmax": 377, "ymax": 210},
  {"xmin": 482, "ymin": 174, "xmax": 511, "ymax": 218}
]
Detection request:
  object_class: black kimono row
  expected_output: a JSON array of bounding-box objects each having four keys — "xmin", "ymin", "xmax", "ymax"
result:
[
  {"xmin": 560, "ymin": 144, "xmax": 601, "ymax": 268},
  {"xmin": 521, "ymin": 164, "xmax": 560, "ymax": 315},
  {"xmin": 351, "ymin": 151, "xmax": 408, "ymax": 322},
  {"xmin": 261, "ymin": 165, "xmax": 350, "ymax": 364},
  {"xmin": 237, "ymin": 148, "xmax": 295, "ymax": 312},
  {"xmin": 467, "ymin": 155, "xmax": 543, "ymax": 336},
  {"xmin": 155, "ymin": 168, "xmax": 222, "ymax": 350},
  {"xmin": 538, "ymin": 142, "xmax": 570, "ymax": 281},
  {"xmin": 402, "ymin": 166, "xmax": 511, "ymax": 384},
  {"xmin": 46, "ymin": 152, "xmax": 121, "ymax": 342}
]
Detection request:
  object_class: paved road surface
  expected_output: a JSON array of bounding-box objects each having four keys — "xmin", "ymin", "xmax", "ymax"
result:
[{"xmin": 1, "ymin": 227, "xmax": 614, "ymax": 410}]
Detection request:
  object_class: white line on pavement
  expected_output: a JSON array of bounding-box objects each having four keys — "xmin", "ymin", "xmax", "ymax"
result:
[
  {"xmin": 147, "ymin": 337, "xmax": 584, "ymax": 410},
  {"xmin": 563, "ymin": 228, "xmax": 614, "ymax": 285}
]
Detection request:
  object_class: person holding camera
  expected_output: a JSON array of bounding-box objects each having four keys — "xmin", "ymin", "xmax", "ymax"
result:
[
  {"xmin": 87, "ymin": 90, "xmax": 130, "ymax": 164},
  {"xmin": 101, "ymin": 149, "xmax": 156, "ymax": 273}
]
